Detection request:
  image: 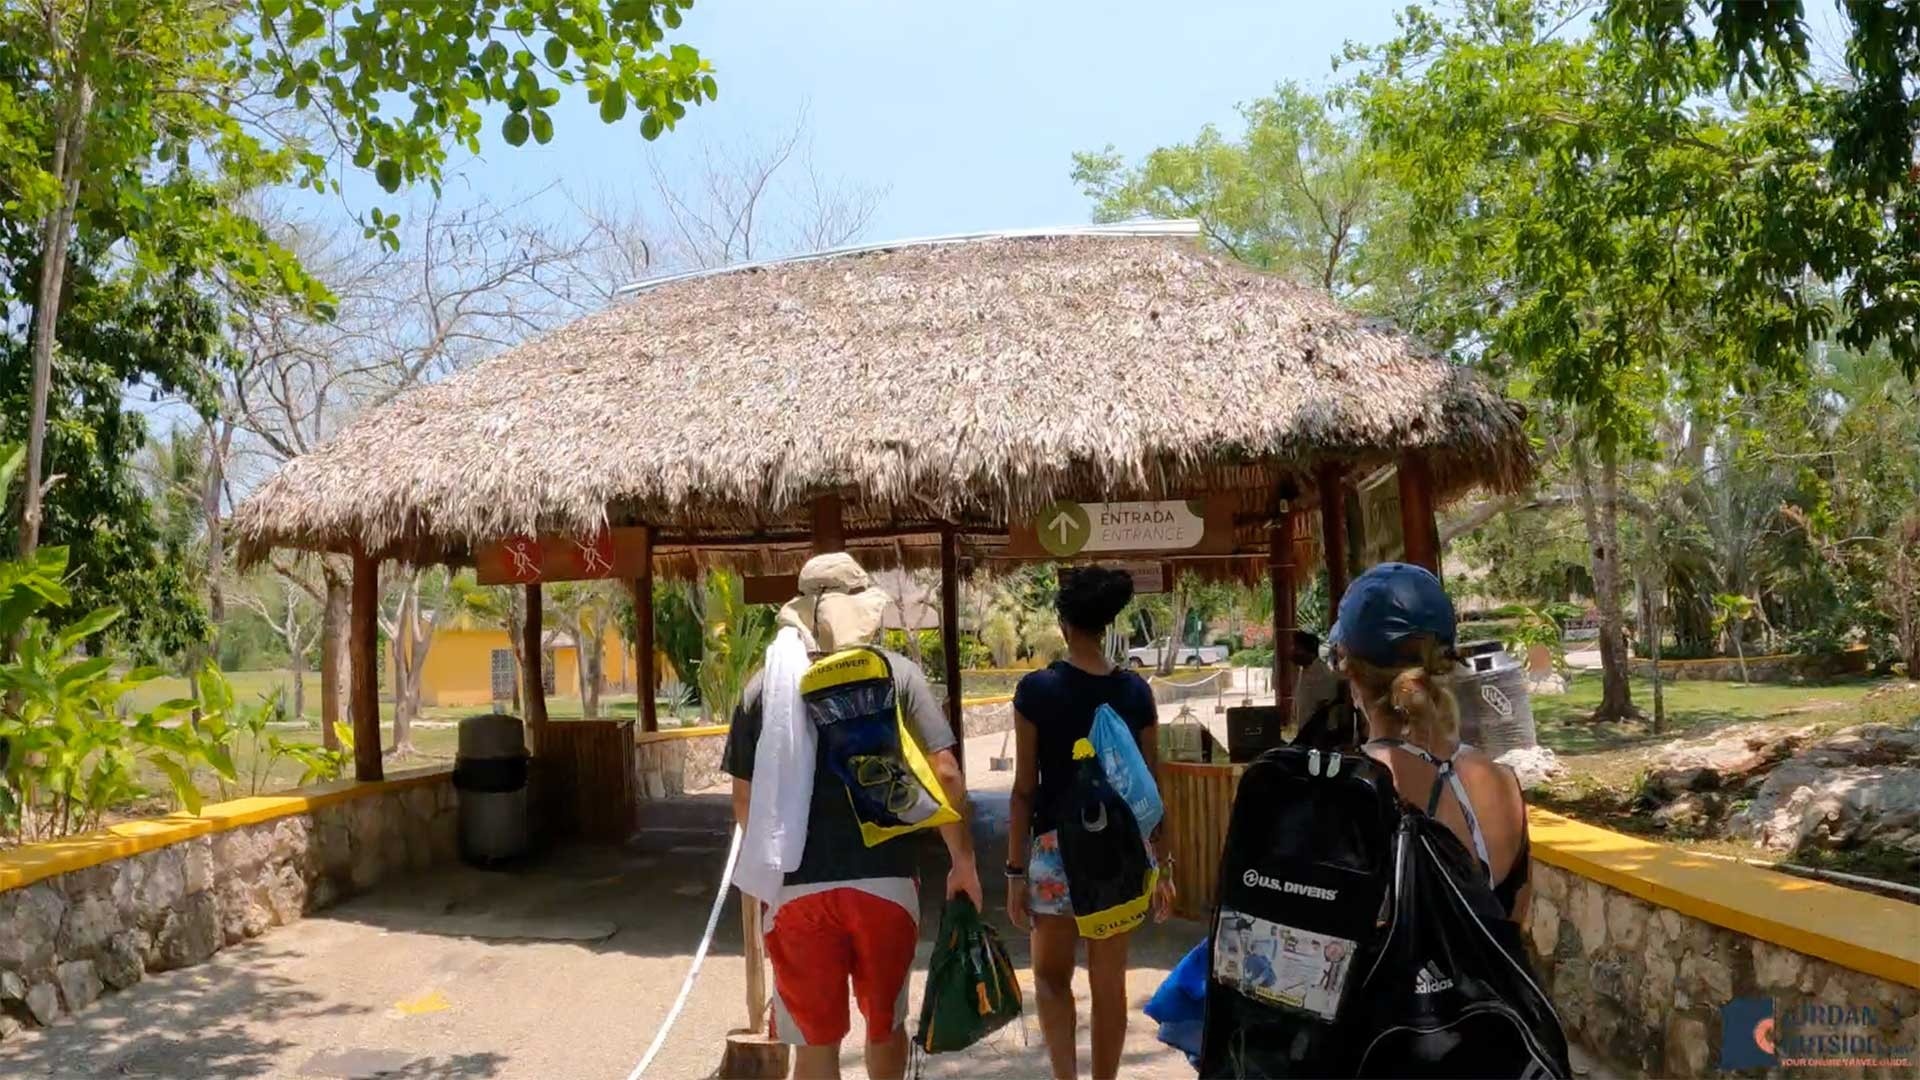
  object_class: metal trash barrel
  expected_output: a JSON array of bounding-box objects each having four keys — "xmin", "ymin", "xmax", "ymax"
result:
[
  {"xmin": 453, "ymin": 713, "xmax": 529, "ymax": 863},
  {"xmin": 1453, "ymin": 643, "xmax": 1538, "ymax": 757}
]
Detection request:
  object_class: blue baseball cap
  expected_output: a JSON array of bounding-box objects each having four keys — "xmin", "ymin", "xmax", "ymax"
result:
[{"xmin": 1328, "ymin": 562, "xmax": 1457, "ymax": 667}]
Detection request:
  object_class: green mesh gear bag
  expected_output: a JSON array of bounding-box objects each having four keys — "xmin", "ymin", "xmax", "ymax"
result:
[{"xmin": 914, "ymin": 895, "xmax": 1023, "ymax": 1054}]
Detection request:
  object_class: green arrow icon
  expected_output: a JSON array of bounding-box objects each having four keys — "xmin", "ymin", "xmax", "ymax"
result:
[{"xmin": 1039, "ymin": 501, "xmax": 1091, "ymax": 557}]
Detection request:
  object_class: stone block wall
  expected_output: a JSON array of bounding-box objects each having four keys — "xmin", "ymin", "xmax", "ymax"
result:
[
  {"xmin": 1524, "ymin": 860, "xmax": 1920, "ymax": 1078},
  {"xmin": 0, "ymin": 772, "xmax": 455, "ymax": 1039}
]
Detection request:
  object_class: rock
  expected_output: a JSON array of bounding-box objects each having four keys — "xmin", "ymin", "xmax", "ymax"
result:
[
  {"xmin": 98, "ymin": 931, "xmax": 144, "ymax": 991},
  {"xmin": 213, "ymin": 825, "xmax": 273, "ymax": 876},
  {"xmin": 1652, "ymin": 793, "xmax": 1714, "ymax": 832},
  {"xmin": 1664, "ymin": 1014, "xmax": 1711, "ymax": 1079},
  {"xmin": 216, "ymin": 874, "xmax": 272, "ymax": 945},
  {"xmin": 1676, "ymin": 950, "xmax": 1732, "ymax": 1009},
  {"xmin": 151, "ymin": 891, "xmax": 220, "ymax": 972},
  {"xmin": 1605, "ymin": 892, "xmax": 1649, "ymax": 952},
  {"xmin": 0, "ymin": 1014, "xmax": 21, "ymax": 1039},
  {"xmin": 1527, "ymin": 672, "xmax": 1568, "ymax": 696},
  {"xmin": 0, "ymin": 971, "xmax": 25, "ymax": 1004},
  {"xmin": 1529, "ymin": 896, "xmax": 1561, "ymax": 960},
  {"xmin": 401, "ymin": 786, "xmax": 437, "ymax": 824},
  {"xmin": 54, "ymin": 960, "xmax": 101, "ymax": 1013},
  {"xmin": 271, "ymin": 817, "xmax": 312, "ymax": 866},
  {"xmin": 1570, "ymin": 881, "xmax": 1609, "ymax": 956},
  {"xmin": 264, "ymin": 863, "xmax": 306, "ymax": 926},
  {"xmin": 1640, "ymin": 953, "xmax": 1678, "ymax": 1029},
  {"xmin": 1751, "ymin": 939, "xmax": 1805, "ymax": 990},
  {"xmin": 24, "ymin": 981, "xmax": 60, "ymax": 1026},
  {"xmin": 1729, "ymin": 761, "xmax": 1920, "ymax": 852},
  {"xmin": 1649, "ymin": 723, "xmax": 1819, "ymax": 798},
  {"xmin": 0, "ymin": 884, "xmax": 66, "ymax": 973},
  {"xmin": 135, "ymin": 848, "xmax": 187, "ymax": 930},
  {"xmin": 56, "ymin": 894, "xmax": 122, "ymax": 958},
  {"xmin": 1497, "ymin": 745, "xmax": 1568, "ymax": 790},
  {"xmin": 183, "ymin": 836, "xmax": 215, "ymax": 895}
]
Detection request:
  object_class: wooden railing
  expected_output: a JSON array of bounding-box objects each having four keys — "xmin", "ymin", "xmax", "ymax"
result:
[{"xmin": 540, "ymin": 719, "xmax": 638, "ymax": 842}]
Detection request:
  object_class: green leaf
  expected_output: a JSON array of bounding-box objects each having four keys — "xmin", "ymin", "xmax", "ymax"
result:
[
  {"xmin": 502, "ymin": 112, "xmax": 530, "ymax": 146},
  {"xmin": 290, "ymin": 6, "xmax": 325, "ymax": 43},
  {"xmin": 531, "ymin": 110, "xmax": 554, "ymax": 145},
  {"xmin": 640, "ymin": 112, "xmax": 662, "ymax": 141},
  {"xmin": 153, "ymin": 758, "xmax": 202, "ymax": 816},
  {"xmin": 53, "ymin": 605, "xmax": 122, "ymax": 654},
  {"xmin": 544, "ymin": 37, "xmax": 569, "ymax": 68},
  {"xmin": 375, "ymin": 159, "xmax": 402, "ymax": 192},
  {"xmin": 54, "ymin": 656, "xmax": 113, "ymax": 691},
  {"xmin": 701, "ymin": 74, "xmax": 717, "ymax": 100},
  {"xmin": 599, "ymin": 84, "xmax": 627, "ymax": 123}
]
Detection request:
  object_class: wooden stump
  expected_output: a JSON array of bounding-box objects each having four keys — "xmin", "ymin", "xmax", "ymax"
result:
[{"xmin": 718, "ymin": 1029, "xmax": 788, "ymax": 1079}]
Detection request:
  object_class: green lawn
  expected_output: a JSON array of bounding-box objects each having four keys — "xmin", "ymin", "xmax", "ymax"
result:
[{"xmin": 1530, "ymin": 671, "xmax": 1888, "ymax": 756}]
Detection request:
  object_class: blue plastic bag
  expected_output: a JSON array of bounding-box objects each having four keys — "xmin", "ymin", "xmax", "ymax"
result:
[
  {"xmin": 1145, "ymin": 939, "xmax": 1208, "ymax": 1069},
  {"xmin": 1091, "ymin": 703, "xmax": 1163, "ymax": 836}
]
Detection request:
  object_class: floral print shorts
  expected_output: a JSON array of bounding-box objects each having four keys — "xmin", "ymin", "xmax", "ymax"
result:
[{"xmin": 1027, "ymin": 829, "xmax": 1156, "ymax": 916}]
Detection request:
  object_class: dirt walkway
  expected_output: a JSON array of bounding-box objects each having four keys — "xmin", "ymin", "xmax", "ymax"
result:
[{"xmin": 0, "ymin": 795, "xmax": 1202, "ymax": 1079}]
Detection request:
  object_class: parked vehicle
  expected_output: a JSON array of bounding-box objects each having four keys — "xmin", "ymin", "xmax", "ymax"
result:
[{"xmin": 1126, "ymin": 638, "xmax": 1228, "ymax": 668}]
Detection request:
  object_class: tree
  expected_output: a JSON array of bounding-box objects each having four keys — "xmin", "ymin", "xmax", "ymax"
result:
[
  {"xmin": 232, "ymin": 569, "xmax": 322, "ymax": 720},
  {"xmin": 1710, "ymin": 593, "xmax": 1758, "ymax": 684},
  {"xmin": 379, "ymin": 566, "xmax": 498, "ymax": 755},
  {"xmin": 1347, "ymin": 0, "xmax": 1907, "ymax": 719},
  {"xmin": 3, "ymin": 0, "xmax": 715, "ymax": 563},
  {"xmin": 549, "ymin": 580, "xmax": 619, "ymax": 719},
  {"xmin": 1073, "ymin": 84, "xmax": 1400, "ymax": 300}
]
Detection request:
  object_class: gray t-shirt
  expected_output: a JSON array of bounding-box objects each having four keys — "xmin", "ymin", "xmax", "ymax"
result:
[{"xmin": 722, "ymin": 648, "xmax": 956, "ymax": 886}]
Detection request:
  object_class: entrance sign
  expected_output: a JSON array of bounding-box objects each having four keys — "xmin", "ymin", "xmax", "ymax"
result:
[
  {"xmin": 1006, "ymin": 495, "xmax": 1236, "ymax": 560},
  {"xmin": 476, "ymin": 527, "xmax": 650, "ymax": 585}
]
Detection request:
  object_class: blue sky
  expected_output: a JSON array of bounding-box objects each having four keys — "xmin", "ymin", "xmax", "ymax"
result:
[{"xmin": 443, "ymin": 1, "xmax": 1408, "ymax": 244}]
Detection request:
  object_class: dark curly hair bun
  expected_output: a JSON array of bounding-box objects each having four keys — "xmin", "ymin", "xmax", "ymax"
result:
[{"xmin": 1056, "ymin": 566, "xmax": 1135, "ymax": 634}]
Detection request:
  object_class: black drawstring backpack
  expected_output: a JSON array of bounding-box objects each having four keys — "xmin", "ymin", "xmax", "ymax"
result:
[{"xmin": 1055, "ymin": 737, "xmax": 1156, "ymax": 939}]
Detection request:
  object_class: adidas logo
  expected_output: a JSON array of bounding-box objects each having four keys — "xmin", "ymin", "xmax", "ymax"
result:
[{"xmin": 1414, "ymin": 962, "xmax": 1455, "ymax": 995}]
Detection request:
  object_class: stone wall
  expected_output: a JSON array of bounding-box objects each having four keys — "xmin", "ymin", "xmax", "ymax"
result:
[
  {"xmin": 635, "ymin": 729, "xmax": 729, "ymax": 800},
  {"xmin": 1629, "ymin": 649, "xmax": 1870, "ymax": 684},
  {"xmin": 1524, "ymin": 860, "xmax": 1920, "ymax": 1078},
  {"xmin": 0, "ymin": 771, "xmax": 456, "ymax": 1039},
  {"xmin": 633, "ymin": 697, "xmax": 1015, "ymax": 801}
]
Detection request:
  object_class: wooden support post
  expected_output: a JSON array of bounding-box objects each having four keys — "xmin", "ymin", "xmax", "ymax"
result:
[
  {"xmin": 634, "ymin": 526, "xmax": 658, "ymax": 734},
  {"xmin": 522, "ymin": 582, "xmax": 548, "ymax": 754},
  {"xmin": 940, "ymin": 526, "xmax": 965, "ymax": 764},
  {"xmin": 743, "ymin": 899, "xmax": 768, "ymax": 1031},
  {"xmin": 1270, "ymin": 512, "xmax": 1298, "ymax": 739},
  {"xmin": 1398, "ymin": 453, "xmax": 1441, "ymax": 575},
  {"xmin": 809, "ymin": 494, "xmax": 844, "ymax": 554},
  {"xmin": 350, "ymin": 552, "xmax": 383, "ymax": 782},
  {"xmin": 1317, "ymin": 463, "xmax": 1351, "ymax": 623}
]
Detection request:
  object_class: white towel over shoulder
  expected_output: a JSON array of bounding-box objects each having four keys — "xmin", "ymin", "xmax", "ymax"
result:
[{"xmin": 731, "ymin": 627, "xmax": 815, "ymax": 911}]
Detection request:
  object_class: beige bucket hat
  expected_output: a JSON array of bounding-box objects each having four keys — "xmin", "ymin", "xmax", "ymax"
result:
[{"xmin": 776, "ymin": 552, "xmax": 891, "ymax": 653}]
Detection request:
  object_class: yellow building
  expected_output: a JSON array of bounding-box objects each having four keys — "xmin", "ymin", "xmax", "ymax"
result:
[{"xmin": 417, "ymin": 626, "xmax": 633, "ymax": 709}]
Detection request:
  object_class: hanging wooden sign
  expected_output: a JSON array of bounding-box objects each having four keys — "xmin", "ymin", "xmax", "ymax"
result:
[
  {"xmin": 1004, "ymin": 494, "xmax": 1237, "ymax": 560},
  {"xmin": 475, "ymin": 527, "xmax": 651, "ymax": 585}
]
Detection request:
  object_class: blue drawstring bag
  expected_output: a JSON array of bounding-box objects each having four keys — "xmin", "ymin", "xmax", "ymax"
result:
[
  {"xmin": 1091, "ymin": 703, "xmax": 1163, "ymax": 836},
  {"xmin": 1145, "ymin": 939, "xmax": 1208, "ymax": 1069}
]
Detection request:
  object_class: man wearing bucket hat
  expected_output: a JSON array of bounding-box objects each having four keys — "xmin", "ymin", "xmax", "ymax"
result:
[
  {"xmin": 724, "ymin": 553, "xmax": 981, "ymax": 1079},
  {"xmin": 1334, "ymin": 563, "xmax": 1534, "ymax": 922}
]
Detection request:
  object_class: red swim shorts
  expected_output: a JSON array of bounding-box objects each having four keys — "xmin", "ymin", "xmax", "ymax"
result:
[{"xmin": 764, "ymin": 887, "xmax": 918, "ymax": 1047}]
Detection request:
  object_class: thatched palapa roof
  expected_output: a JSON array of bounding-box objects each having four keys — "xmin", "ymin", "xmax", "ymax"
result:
[{"xmin": 233, "ymin": 222, "xmax": 1531, "ymax": 573}]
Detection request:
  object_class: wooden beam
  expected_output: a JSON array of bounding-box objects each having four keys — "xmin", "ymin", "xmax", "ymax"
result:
[
  {"xmin": 349, "ymin": 552, "xmax": 383, "ymax": 782},
  {"xmin": 940, "ymin": 526, "xmax": 965, "ymax": 765},
  {"xmin": 809, "ymin": 494, "xmax": 845, "ymax": 554},
  {"xmin": 1316, "ymin": 463, "xmax": 1351, "ymax": 623},
  {"xmin": 523, "ymin": 582, "xmax": 549, "ymax": 754},
  {"xmin": 1397, "ymin": 453, "xmax": 1441, "ymax": 575},
  {"xmin": 1270, "ymin": 511, "xmax": 1298, "ymax": 741},
  {"xmin": 634, "ymin": 526, "xmax": 658, "ymax": 734},
  {"xmin": 743, "ymin": 900, "xmax": 768, "ymax": 1032}
]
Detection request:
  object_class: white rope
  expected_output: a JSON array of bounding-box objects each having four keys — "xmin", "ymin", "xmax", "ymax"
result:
[{"xmin": 625, "ymin": 823, "xmax": 746, "ymax": 1080}]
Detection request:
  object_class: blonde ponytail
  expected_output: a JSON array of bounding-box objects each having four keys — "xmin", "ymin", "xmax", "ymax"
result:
[{"xmin": 1342, "ymin": 637, "xmax": 1460, "ymax": 749}]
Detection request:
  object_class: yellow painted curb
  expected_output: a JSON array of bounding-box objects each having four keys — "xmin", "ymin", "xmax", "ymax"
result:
[
  {"xmin": 634, "ymin": 725, "xmax": 730, "ymax": 746},
  {"xmin": 1528, "ymin": 808, "xmax": 1920, "ymax": 990},
  {"xmin": 0, "ymin": 766, "xmax": 451, "ymax": 895}
]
